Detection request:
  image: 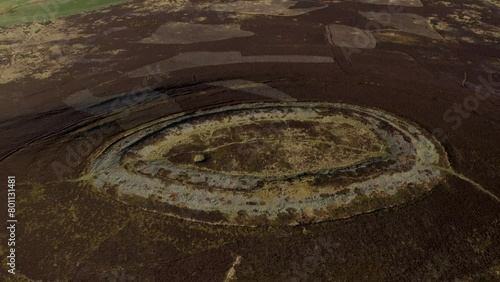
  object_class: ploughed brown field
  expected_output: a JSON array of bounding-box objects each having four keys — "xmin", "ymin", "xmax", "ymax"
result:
[{"xmin": 0, "ymin": 0, "xmax": 499, "ymax": 281}]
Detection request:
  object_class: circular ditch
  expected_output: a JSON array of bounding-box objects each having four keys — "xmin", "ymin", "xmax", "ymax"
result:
[{"xmin": 88, "ymin": 102, "xmax": 450, "ymax": 226}]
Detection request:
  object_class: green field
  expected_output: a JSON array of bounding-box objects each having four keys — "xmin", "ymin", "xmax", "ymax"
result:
[{"xmin": 0, "ymin": 0, "xmax": 129, "ymax": 26}]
